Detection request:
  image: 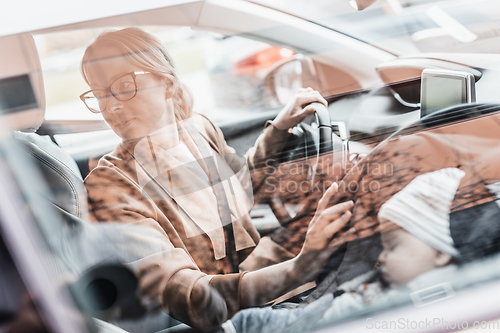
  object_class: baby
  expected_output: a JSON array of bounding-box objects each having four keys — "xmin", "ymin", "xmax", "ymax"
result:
[
  {"xmin": 224, "ymin": 167, "xmax": 465, "ymax": 333},
  {"xmin": 377, "ymin": 167, "xmax": 462, "ymax": 287}
]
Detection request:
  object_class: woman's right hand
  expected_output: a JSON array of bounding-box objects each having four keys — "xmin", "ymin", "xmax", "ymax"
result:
[
  {"xmin": 272, "ymin": 87, "xmax": 328, "ymax": 130},
  {"xmin": 239, "ymin": 183, "xmax": 353, "ymax": 308},
  {"xmin": 295, "ymin": 183, "xmax": 354, "ymax": 281}
]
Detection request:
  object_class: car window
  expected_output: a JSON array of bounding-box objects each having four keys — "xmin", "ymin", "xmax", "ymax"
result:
[
  {"xmin": 0, "ymin": 134, "xmax": 92, "ymax": 333},
  {"xmin": 0, "ymin": 233, "xmax": 48, "ymax": 332},
  {"xmin": 36, "ymin": 27, "xmax": 292, "ymax": 122},
  {"xmin": 3, "ymin": 2, "xmax": 500, "ymax": 332},
  {"xmin": 252, "ymin": 0, "xmax": 500, "ymax": 55},
  {"xmin": 35, "ymin": 26, "xmax": 299, "ymax": 159}
]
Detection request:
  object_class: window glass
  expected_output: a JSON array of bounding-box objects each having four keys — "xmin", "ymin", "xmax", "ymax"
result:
[
  {"xmin": 35, "ymin": 27, "xmax": 293, "ymax": 124},
  {"xmin": 253, "ymin": 0, "xmax": 500, "ymax": 55},
  {"xmin": 9, "ymin": 7, "xmax": 500, "ymax": 333},
  {"xmin": 0, "ymin": 134, "xmax": 91, "ymax": 333}
]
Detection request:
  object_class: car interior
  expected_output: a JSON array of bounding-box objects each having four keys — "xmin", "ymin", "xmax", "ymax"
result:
[
  {"xmin": 3, "ymin": 1, "xmax": 500, "ymax": 331},
  {"xmin": 0, "ymin": 32, "xmax": 159, "ymax": 333}
]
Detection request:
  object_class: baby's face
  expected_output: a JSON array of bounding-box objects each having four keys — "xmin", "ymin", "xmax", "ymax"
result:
[{"xmin": 379, "ymin": 228, "xmax": 448, "ymax": 287}]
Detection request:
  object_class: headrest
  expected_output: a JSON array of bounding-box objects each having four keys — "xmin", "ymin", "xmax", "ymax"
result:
[{"xmin": 0, "ymin": 33, "xmax": 45, "ymax": 133}]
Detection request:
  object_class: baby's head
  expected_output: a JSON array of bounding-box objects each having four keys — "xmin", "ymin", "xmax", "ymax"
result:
[{"xmin": 377, "ymin": 168, "xmax": 465, "ymax": 287}]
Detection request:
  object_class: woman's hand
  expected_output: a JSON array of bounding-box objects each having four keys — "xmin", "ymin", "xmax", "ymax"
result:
[
  {"xmin": 272, "ymin": 87, "xmax": 328, "ymax": 130},
  {"xmin": 295, "ymin": 183, "xmax": 354, "ymax": 281},
  {"xmin": 239, "ymin": 183, "xmax": 353, "ymax": 307}
]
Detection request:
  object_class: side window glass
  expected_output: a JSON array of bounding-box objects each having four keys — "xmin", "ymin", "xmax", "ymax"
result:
[
  {"xmin": 35, "ymin": 27, "xmax": 295, "ymax": 126},
  {"xmin": 34, "ymin": 27, "xmax": 296, "ymax": 176}
]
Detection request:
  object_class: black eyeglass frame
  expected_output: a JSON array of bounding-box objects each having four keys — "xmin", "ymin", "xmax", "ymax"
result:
[{"xmin": 80, "ymin": 71, "xmax": 151, "ymax": 113}]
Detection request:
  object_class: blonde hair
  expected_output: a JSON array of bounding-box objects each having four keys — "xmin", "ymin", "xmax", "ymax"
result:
[{"xmin": 81, "ymin": 27, "xmax": 193, "ymax": 120}]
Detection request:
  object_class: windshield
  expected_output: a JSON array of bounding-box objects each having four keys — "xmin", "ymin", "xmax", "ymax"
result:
[{"xmin": 249, "ymin": 0, "xmax": 500, "ymax": 55}]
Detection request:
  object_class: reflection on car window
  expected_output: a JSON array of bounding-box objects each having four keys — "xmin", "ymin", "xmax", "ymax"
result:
[
  {"xmin": 10, "ymin": 8, "xmax": 500, "ymax": 333},
  {"xmin": 35, "ymin": 27, "xmax": 294, "ymax": 124},
  {"xmin": 254, "ymin": 0, "xmax": 500, "ymax": 55}
]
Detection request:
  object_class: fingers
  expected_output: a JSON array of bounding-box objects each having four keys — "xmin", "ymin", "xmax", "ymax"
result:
[
  {"xmin": 323, "ymin": 210, "xmax": 352, "ymax": 238},
  {"xmin": 319, "ymin": 200, "xmax": 354, "ymax": 224},
  {"xmin": 311, "ymin": 198, "xmax": 353, "ymax": 230},
  {"xmin": 304, "ymin": 104, "xmax": 317, "ymax": 115},
  {"xmin": 296, "ymin": 87, "xmax": 328, "ymax": 109},
  {"xmin": 316, "ymin": 182, "xmax": 338, "ymax": 213},
  {"xmin": 274, "ymin": 87, "xmax": 327, "ymax": 130},
  {"xmin": 297, "ymin": 87, "xmax": 314, "ymax": 93},
  {"xmin": 297, "ymin": 87, "xmax": 328, "ymax": 107},
  {"xmin": 298, "ymin": 93, "xmax": 327, "ymax": 108}
]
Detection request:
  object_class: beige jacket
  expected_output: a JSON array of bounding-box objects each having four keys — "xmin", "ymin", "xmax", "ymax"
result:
[{"xmin": 84, "ymin": 114, "xmax": 291, "ymax": 329}]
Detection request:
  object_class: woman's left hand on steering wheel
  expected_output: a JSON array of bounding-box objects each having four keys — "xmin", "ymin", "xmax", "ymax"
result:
[{"xmin": 272, "ymin": 87, "xmax": 328, "ymax": 130}]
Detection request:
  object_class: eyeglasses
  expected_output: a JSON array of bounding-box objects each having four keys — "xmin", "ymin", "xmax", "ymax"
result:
[{"xmin": 80, "ymin": 71, "xmax": 151, "ymax": 113}]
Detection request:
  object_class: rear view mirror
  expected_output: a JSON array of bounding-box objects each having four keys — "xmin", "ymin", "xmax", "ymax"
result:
[
  {"xmin": 263, "ymin": 56, "xmax": 322, "ymax": 107},
  {"xmin": 275, "ymin": 59, "xmax": 303, "ymax": 105},
  {"xmin": 264, "ymin": 59, "xmax": 303, "ymax": 107}
]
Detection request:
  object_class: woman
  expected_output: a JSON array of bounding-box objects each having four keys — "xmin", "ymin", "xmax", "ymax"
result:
[{"xmin": 81, "ymin": 27, "xmax": 353, "ymax": 330}]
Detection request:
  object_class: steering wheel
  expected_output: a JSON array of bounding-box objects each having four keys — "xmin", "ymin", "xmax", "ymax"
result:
[
  {"xmin": 277, "ymin": 103, "xmax": 333, "ymax": 163},
  {"xmin": 268, "ymin": 102, "xmax": 338, "ymax": 227}
]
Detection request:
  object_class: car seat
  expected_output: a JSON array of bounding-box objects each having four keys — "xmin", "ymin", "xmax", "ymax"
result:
[{"xmin": 0, "ymin": 31, "xmax": 138, "ymax": 333}]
